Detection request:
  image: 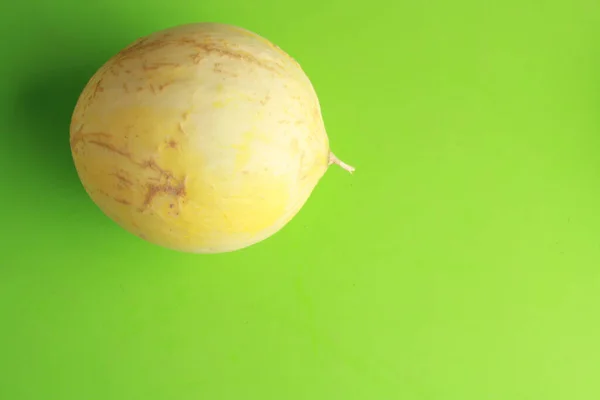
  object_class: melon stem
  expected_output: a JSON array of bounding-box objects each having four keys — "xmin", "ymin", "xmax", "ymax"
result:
[{"xmin": 329, "ymin": 152, "xmax": 355, "ymax": 174}]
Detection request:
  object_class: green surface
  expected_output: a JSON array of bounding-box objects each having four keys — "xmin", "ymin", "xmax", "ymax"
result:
[{"xmin": 2, "ymin": 0, "xmax": 600, "ymax": 399}]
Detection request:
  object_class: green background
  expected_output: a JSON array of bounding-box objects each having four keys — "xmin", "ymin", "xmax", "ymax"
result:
[{"xmin": 2, "ymin": 0, "xmax": 600, "ymax": 399}]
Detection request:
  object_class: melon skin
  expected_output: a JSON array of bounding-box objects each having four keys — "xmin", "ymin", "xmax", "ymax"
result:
[{"xmin": 70, "ymin": 22, "xmax": 352, "ymax": 253}]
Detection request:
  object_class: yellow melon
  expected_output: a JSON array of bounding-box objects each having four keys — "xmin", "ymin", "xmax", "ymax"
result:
[{"xmin": 70, "ymin": 22, "xmax": 354, "ymax": 253}]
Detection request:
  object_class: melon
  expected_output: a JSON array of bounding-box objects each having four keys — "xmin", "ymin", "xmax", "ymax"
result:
[{"xmin": 70, "ymin": 22, "xmax": 354, "ymax": 253}]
